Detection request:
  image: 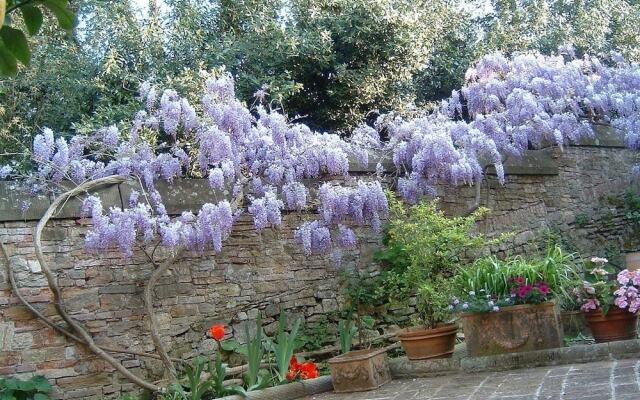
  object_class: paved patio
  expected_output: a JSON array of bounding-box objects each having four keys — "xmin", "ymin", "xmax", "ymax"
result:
[{"xmin": 307, "ymin": 359, "xmax": 640, "ymax": 399}]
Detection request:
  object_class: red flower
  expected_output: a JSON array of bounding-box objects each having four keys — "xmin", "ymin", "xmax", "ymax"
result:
[
  {"xmin": 208, "ymin": 324, "xmax": 225, "ymax": 341},
  {"xmin": 287, "ymin": 356, "xmax": 319, "ymax": 380},
  {"xmin": 286, "ymin": 369, "xmax": 298, "ymax": 381},
  {"xmin": 299, "ymin": 361, "xmax": 319, "ymax": 379},
  {"xmin": 536, "ymin": 282, "xmax": 550, "ymax": 295},
  {"xmin": 289, "ymin": 355, "xmax": 299, "ymax": 370},
  {"xmin": 518, "ymin": 284, "xmax": 533, "ymax": 298}
]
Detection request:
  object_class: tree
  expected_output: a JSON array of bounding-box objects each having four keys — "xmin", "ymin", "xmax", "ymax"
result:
[
  {"xmin": 478, "ymin": 0, "xmax": 640, "ymax": 61},
  {"xmin": 0, "ymin": 0, "xmax": 75, "ymax": 75}
]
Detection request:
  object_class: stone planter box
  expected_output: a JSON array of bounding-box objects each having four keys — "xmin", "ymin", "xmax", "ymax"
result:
[
  {"xmin": 460, "ymin": 301, "xmax": 563, "ymax": 357},
  {"xmin": 328, "ymin": 348, "xmax": 391, "ymax": 393}
]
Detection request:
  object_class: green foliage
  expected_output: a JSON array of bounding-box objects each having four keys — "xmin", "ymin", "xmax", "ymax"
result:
[
  {"xmin": 0, "ymin": 0, "xmax": 74, "ymax": 75},
  {"xmin": 340, "ymin": 270, "xmax": 386, "ymax": 312},
  {"xmin": 338, "ymin": 318, "xmax": 357, "ymax": 354},
  {"xmin": 299, "ymin": 316, "xmax": 330, "ymax": 351},
  {"xmin": 241, "ymin": 315, "xmax": 268, "ymax": 391},
  {"xmin": 175, "ymin": 357, "xmax": 215, "ymax": 400},
  {"xmin": 574, "ymin": 213, "xmax": 590, "ymax": 227},
  {"xmin": 479, "ymin": 0, "xmax": 640, "ymax": 62},
  {"xmin": 266, "ymin": 310, "xmax": 302, "ymax": 383},
  {"xmin": 624, "ymin": 189, "xmax": 640, "ymax": 227},
  {"xmin": 454, "ymin": 244, "xmax": 577, "ymax": 304},
  {"xmin": 0, "ymin": 375, "xmax": 52, "ymax": 400},
  {"xmin": 376, "ymin": 194, "xmax": 500, "ymax": 327},
  {"xmin": 415, "ymin": 276, "xmax": 456, "ymax": 328}
]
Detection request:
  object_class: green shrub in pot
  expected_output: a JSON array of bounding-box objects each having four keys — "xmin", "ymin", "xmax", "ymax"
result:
[{"xmin": 375, "ymin": 194, "xmax": 502, "ymax": 359}]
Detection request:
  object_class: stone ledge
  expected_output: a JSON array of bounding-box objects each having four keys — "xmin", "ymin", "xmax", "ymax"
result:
[
  {"xmin": 389, "ymin": 339, "xmax": 640, "ymax": 378},
  {"xmin": 218, "ymin": 375, "xmax": 332, "ymax": 400}
]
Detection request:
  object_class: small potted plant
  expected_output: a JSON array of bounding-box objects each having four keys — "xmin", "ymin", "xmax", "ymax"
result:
[
  {"xmin": 376, "ymin": 195, "xmax": 499, "ymax": 360},
  {"xmin": 327, "ymin": 321, "xmax": 391, "ymax": 393},
  {"xmin": 453, "ymin": 247, "xmax": 570, "ymax": 357},
  {"xmin": 574, "ymin": 257, "xmax": 639, "ymax": 342}
]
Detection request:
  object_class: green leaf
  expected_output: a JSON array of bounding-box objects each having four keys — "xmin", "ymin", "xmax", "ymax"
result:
[
  {"xmin": 42, "ymin": 0, "xmax": 74, "ymax": 30},
  {"xmin": 0, "ymin": 26, "xmax": 29, "ymax": 65},
  {"xmin": 21, "ymin": 6, "xmax": 44, "ymax": 36},
  {"xmin": 31, "ymin": 376, "xmax": 52, "ymax": 393},
  {"xmin": 33, "ymin": 394, "xmax": 49, "ymax": 400}
]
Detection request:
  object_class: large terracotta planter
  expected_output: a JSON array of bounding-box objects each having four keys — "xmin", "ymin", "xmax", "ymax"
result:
[
  {"xmin": 328, "ymin": 347, "xmax": 391, "ymax": 393},
  {"xmin": 461, "ymin": 301, "xmax": 563, "ymax": 357},
  {"xmin": 397, "ymin": 323, "xmax": 458, "ymax": 360},
  {"xmin": 561, "ymin": 310, "xmax": 590, "ymax": 337},
  {"xmin": 584, "ymin": 306, "xmax": 638, "ymax": 343}
]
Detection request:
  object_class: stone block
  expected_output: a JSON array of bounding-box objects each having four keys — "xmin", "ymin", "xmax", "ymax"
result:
[{"xmin": 0, "ymin": 181, "xmax": 51, "ymax": 222}]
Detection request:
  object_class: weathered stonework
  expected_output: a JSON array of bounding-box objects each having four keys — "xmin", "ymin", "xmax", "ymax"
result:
[{"xmin": 0, "ymin": 136, "xmax": 639, "ymax": 398}]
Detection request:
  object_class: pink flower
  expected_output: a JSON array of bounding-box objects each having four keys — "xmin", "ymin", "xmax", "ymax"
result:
[
  {"xmin": 618, "ymin": 270, "xmax": 631, "ymax": 285},
  {"xmin": 536, "ymin": 282, "xmax": 550, "ymax": 295},
  {"xmin": 518, "ymin": 284, "xmax": 533, "ymax": 298},
  {"xmin": 581, "ymin": 298, "xmax": 600, "ymax": 312},
  {"xmin": 615, "ymin": 297, "xmax": 629, "ymax": 309}
]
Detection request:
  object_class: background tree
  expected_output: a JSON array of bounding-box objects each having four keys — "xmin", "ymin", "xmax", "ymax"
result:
[{"xmin": 0, "ymin": 0, "xmax": 75, "ymax": 75}]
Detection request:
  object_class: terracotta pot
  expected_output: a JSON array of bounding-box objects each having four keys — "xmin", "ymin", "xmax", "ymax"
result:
[
  {"xmin": 561, "ymin": 310, "xmax": 590, "ymax": 337},
  {"xmin": 461, "ymin": 301, "xmax": 563, "ymax": 357},
  {"xmin": 328, "ymin": 347, "xmax": 391, "ymax": 393},
  {"xmin": 584, "ymin": 306, "xmax": 638, "ymax": 343},
  {"xmin": 397, "ymin": 323, "xmax": 458, "ymax": 360}
]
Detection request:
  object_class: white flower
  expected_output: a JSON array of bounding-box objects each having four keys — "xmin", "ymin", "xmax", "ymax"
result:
[
  {"xmin": 492, "ymin": 306, "xmax": 500, "ymax": 312},
  {"xmin": 469, "ymin": 291, "xmax": 476, "ymax": 296},
  {"xmin": 462, "ymin": 303, "xmax": 469, "ymax": 309},
  {"xmin": 488, "ymin": 300, "xmax": 495, "ymax": 307},
  {"xmin": 590, "ymin": 257, "xmax": 608, "ymax": 265}
]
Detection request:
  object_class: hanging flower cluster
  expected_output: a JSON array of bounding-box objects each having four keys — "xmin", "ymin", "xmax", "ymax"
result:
[
  {"xmin": 379, "ymin": 49, "xmax": 640, "ymax": 202},
  {"xmin": 2, "ymin": 49, "xmax": 640, "ymax": 262}
]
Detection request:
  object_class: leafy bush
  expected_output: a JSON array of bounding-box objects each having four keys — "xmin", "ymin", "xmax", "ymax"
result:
[
  {"xmin": 0, "ymin": 375, "xmax": 52, "ymax": 400},
  {"xmin": 376, "ymin": 194, "xmax": 499, "ymax": 328}
]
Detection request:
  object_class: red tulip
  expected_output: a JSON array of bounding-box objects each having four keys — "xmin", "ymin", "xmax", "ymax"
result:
[{"xmin": 208, "ymin": 324, "xmax": 225, "ymax": 341}]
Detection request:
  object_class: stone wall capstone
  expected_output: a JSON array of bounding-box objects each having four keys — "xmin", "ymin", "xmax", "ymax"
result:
[{"xmin": 1, "ymin": 129, "xmax": 639, "ymax": 399}]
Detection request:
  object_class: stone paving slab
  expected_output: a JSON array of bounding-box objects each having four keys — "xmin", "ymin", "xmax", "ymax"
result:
[{"xmin": 307, "ymin": 360, "xmax": 640, "ymax": 400}]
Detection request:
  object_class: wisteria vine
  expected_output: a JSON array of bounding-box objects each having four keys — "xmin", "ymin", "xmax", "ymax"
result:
[{"xmin": 2, "ymin": 48, "xmax": 640, "ymax": 261}]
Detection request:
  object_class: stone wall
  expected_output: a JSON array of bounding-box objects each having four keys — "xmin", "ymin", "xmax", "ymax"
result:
[{"xmin": 1, "ymin": 129, "xmax": 639, "ymax": 398}]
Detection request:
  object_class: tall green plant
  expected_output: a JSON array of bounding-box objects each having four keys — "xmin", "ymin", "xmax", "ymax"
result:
[
  {"xmin": 338, "ymin": 318, "xmax": 357, "ymax": 353},
  {"xmin": 267, "ymin": 310, "xmax": 302, "ymax": 383},
  {"xmin": 243, "ymin": 315, "xmax": 266, "ymax": 391},
  {"xmin": 454, "ymin": 244, "xmax": 576, "ymax": 299}
]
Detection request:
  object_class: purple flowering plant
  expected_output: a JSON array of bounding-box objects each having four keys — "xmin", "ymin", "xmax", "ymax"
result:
[
  {"xmin": 574, "ymin": 257, "xmax": 640, "ymax": 315},
  {"xmin": 1, "ymin": 47, "xmax": 640, "ymax": 391}
]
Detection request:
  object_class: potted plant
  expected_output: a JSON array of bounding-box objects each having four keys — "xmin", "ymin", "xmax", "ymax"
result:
[
  {"xmin": 453, "ymin": 246, "xmax": 570, "ymax": 357},
  {"xmin": 327, "ymin": 318, "xmax": 391, "ymax": 393},
  {"xmin": 328, "ymin": 279, "xmax": 391, "ymax": 393},
  {"xmin": 574, "ymin": 257, "xmax": 639, "ymax": 342},
  {"xmin": 376, "ymin": 196, "xmax": 499, "ymax": 360}
]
